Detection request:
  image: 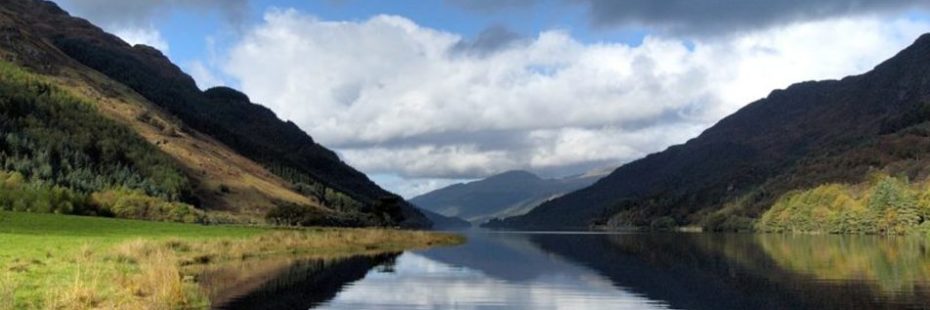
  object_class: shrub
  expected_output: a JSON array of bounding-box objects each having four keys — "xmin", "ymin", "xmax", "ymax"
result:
[
  {"xmin": 868, "ymin": 177, "xmax": 920, "ymax": 234},
  {"xmin": 91, "ymin": 188, "xmax": 204, "ymax": 223},
  {"xmin": 0, "ymin": 171, "xmax": 89, "ymax": 215},
  {"xmin": 758, "ymin": 176, "xmax": 928, "ymax": 235},
  {"xmin": 265, "ymin": 202, "xmax": 372, "ymax": 227},
  {"xmin": 265, "ymin": 203, "xmax": 309, "ymax": 226}
]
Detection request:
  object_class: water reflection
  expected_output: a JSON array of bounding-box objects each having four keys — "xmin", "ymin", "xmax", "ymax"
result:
[
  {"xmin": 200, "ymin": 232, "xmax": 930, "ymax": 310},
  {"xmin": 755, "ymin": 234, "xmax": 930, "ymax": 296},
  {"xmin": 533, "ymin": 233, "xmax": 930, "ymax": 309},
  {"xmin": 203, "ymin": 254, "xmax": 399, "ymax": 310},
  {"xmin": 317, "ymin": 240, "xmax": 668, "ymax": 310}
]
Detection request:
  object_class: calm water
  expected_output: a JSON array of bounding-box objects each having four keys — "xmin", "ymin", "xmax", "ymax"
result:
[{"xmin": 203, "ymin": 232, "xmax": 930, "ymax": 310}]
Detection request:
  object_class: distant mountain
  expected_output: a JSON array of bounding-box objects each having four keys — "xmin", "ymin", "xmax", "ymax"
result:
[
  {"xmin": 489, "ymin": 33, "xmax": 930, "ymax": 230},
  {"xmin": 417, "ymin": 208, "xmax": 471, "ymax": 230},
  {"xmin": 411, "ymin": 170, "xmax": 606, "ymax": 224},
  {"xmin": 0, "ymin": 0, "xmax": 429, "ymax": 227}
]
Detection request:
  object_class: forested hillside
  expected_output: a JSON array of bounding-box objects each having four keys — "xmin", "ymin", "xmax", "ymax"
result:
[
  {"xmin": 0, "ymin": 60, "xmax": 202, "ymax": 221},
  {"xmin": 0, "ymin": 0, "xmax": 430, "ymax": 227},
  {"xmin": 490, "ymin": 33, "xmax": 930, "ymax": 233}
]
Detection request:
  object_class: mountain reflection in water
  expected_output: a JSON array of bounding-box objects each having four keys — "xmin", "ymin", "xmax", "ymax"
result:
[{"xmin": 200, "ymin": 232, "xmax": 930, "ymax": 310}]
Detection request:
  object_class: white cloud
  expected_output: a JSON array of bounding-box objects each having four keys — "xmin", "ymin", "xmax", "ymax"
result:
[
  {"xmin": 371, "ymin": 174, "xmax": 471, "ymax": 199},
  {"xmin": 186, "ymin": 61, "xmax": 225, "ymax": 90},
  {"xmin": 342, "ymin": 144, "xmax": 514, "ymax": 178},
  {"xmin": 55, "ymin": 0, "xmax": 249, "ymax": 30},
  {"xmin": 322, "ymin": 253, "xmax": 667, "ymax": 309},
  {"xmin": 222, "ymin": 9, "xmax": 930, "ymax": 195},
  {"xmin": 112, "ymin": 27, "xmax": 170, "ymax": 53}
]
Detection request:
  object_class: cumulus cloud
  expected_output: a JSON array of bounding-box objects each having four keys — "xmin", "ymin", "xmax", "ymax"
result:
[
  {"xmin": 186, "ymin": 61, "xmax": 225, "ymax": 90},
  {"xmin": 111, "ymin": 27, "xmax": 170, "ymax": 52},
  {"xmin": 223, "ymin": 8, "xmax": 928, "ymax": 194},
  {"xmin": 371, "ymin": 174, "xmax": 471, "ymax": 199},
  {"xmin": 54, "ymin": 0, "xmax": 249, "ymax": 29},
  {"xmin": 54, "ymin": 0, "xmax": 249, "ymax": 55}
]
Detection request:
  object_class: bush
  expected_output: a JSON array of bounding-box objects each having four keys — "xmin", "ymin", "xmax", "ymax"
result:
[
  {"xmin": 265, "ymin": 202, "xmax": 372, "ymax": 227},
  {"xmin": 868, "ymin": 177, "xmax": 920, "ymax": 234},
  {"xmin": 265, "ymin": 203, "xmax": 309, "ymax": 226},
  {"xmin": 758, "ymin": 176, "xmax": 929, "ymax": 235},
  {"xmin": 0, "ymin": 171, "xmax": 90, "ymax": 215},
  {"xmin": 91, "ymin": 188, "xmax": 204, "ymax": 223}
]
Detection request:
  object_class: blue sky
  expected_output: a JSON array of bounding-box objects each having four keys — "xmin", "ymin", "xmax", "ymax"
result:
[
  {"xmin": 52, "ymin": 0, "xmax": 930, "ymax": 198},
  {"xmin": 58, "ymin": 0, "xmax": 647, "ymax": 83}
]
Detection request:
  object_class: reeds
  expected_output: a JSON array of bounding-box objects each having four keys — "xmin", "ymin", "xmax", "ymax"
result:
[
  {"xmin": 45, "ymin": 246, "xmax": 100, "ymax": 310},
  {"xmin": 0, "ymin": 274, "xmax": 16, "ymax": 310},
  {"xmin": 11, "ymin": 228, "xmax": 462, "ymax": 309}
]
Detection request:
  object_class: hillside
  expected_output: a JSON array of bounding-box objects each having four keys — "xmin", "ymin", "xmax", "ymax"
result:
[
  {"xmin": 412, "ymin": 170, "xmax": 603, "ymax": 224},
  {"xmin": 489, "ymin": 33, "xmax": 930, "ymax": 230},
  {"xmin": 0, "ymin": 0, "xmax": 429, "ymax": 227},
  {"xmin": 417, "ymin": 208, "xmax": 471, "ymax": 230}
]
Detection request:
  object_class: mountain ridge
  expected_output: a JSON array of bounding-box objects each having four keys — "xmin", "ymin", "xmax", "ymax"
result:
[
  {"xmin": 0, "ymin": 0, "xmax": 430, "ymax": 227},
  {"xmin": 488, "ymin": 33, "xmax": 930, "ymax": 230},
  {"xmin": 412, "ymin": 169, "xmax": 605, "ymax": 224}
]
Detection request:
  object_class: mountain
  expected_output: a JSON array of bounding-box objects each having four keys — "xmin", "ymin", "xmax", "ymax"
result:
[
  {"xmin": 0, "ymin": 0, "xmax": 429, "ymax": 227},
  {"xmin": 417, "ymin": 208, "xmax": 471, "ymax": 230},
  {"xmin": 488, "ymin": 33, "xmax": 930, "ymax": 230},
  {"xmin": 411, "ymin": 170, "xmax": 605, "ymax": 224}
]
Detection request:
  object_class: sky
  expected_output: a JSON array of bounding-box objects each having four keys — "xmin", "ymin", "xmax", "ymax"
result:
[{"xmin": 53, "ymin": 0, "xmax": 930, "ymax": 198}]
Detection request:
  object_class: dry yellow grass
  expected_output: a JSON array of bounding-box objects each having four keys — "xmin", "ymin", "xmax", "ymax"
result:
[
  {"xmin": 0, "ymin": 274, "xmax": 16, "ymax": 310},
  {"xmin": 1, "ymin": 212, "xmax": 464, "ymax": 309},
  {"xmin": 37, "ymin": 228, "xmax": 463, "ymax": 309},
  {"xmin": 48, "ymin": 67, "xmax": 322, "ymax": 216}
]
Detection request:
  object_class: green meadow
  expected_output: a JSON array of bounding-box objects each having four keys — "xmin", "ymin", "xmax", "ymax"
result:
[{"xmin": 0, "ymin": 211, "xmax": 462, "ymax": 309}]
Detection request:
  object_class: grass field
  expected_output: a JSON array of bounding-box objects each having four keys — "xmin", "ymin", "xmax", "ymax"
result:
[{"xmin": 0, "ymin": 211, "xmax": 463, "ymax": 309}]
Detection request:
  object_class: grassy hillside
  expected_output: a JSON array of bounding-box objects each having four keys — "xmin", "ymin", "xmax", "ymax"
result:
[
  {"xmin": 0, "ymin": 211, "xmax": 462, "ymax": 309},
  {"xmin": 0, "ymin": 0, "xmax": 428, "ymax": 227},
  {"xmin": 0, "ymin": 56, "xmax": 327, "ymax": 223},
  {"xmin": 0, "ymin": 0, "xmax": 429, "ymax": 227},
  {"xmin": 0, "ymin": 59, "xmax": 218, "ymax": 222},
  {"xmin": 491, "ymin": 33, "xmax": 930, "ymax": 232},
  {"xmin": 0, "ymin": 0, "xmax": 430, "ymax": 227},
  {"xmin": 0, "ymin": 60, "xmax": 189, "ymax": 202}
]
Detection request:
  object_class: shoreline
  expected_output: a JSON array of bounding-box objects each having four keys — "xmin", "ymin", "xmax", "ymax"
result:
[{"xmin": 0, "ymin": 211, "xmax": 464, "ymax": 309}]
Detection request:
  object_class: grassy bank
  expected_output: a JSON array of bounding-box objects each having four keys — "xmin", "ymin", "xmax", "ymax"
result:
[{"xmin": 0, "ymin": 211, "xmax": 463, "ymax": 309}]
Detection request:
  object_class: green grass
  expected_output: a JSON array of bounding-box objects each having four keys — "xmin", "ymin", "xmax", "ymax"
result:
[
  {"xmin": 0, "ymin": 212, "xmax": 260, "ymax": 309},
  {"xmin": 0, "ymin": 210, "xmax": 259, "ymax": 238},
  {"xmin": 0, "ymin": 211, "xmax": 462, "ymax": 309}
]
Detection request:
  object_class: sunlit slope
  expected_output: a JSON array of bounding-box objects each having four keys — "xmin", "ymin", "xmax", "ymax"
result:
[
  {"xmin": 57, "ymin": 63, "xmax": 322, "ymax": 216},
  {"xmin": 0, "ymin": 0, "xmax": 430, "ymax": 226}
]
